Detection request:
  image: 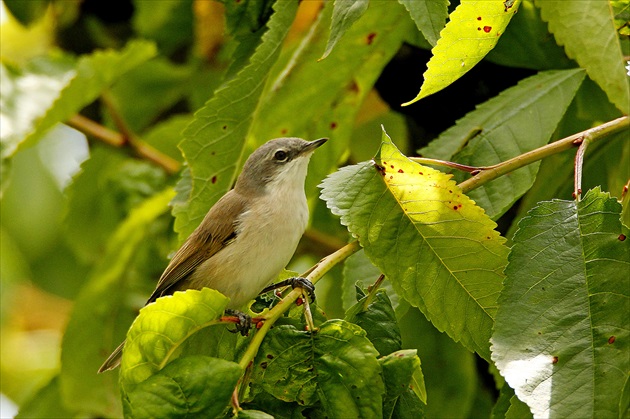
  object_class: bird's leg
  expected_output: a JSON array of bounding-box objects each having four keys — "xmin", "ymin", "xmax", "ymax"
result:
[
  {"xmin": 222, "ymin": 309, "xmax": 252, "ymax": 336},
  {"xmin": 260, "ymin": 277, "xmax": 316, "ymax": 303}
]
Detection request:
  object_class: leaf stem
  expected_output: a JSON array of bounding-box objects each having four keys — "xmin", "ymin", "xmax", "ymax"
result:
[
  {"xmin": 573, "ymin": 136, "xmax": 589, "ymax": 201},
  {"xmin": 409, "ymin": 157, "xmax": 482, "ymax": 173},
  {"xmin": 457, "ymin": 116, "xmax": 629, "ymax": 194},
  {"xmin": 237, "ymin": 240, "xmax": 361, "ymax": 370},
  {"xmin": 67, "ymin": 114, "xmax": 181, "ymax": 175}
]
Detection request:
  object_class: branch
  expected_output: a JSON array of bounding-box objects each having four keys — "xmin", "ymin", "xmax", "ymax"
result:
[
  {"xmin": 238, "ymin": 240, "xmax": 362, "ymax": 370},
  {"xmin": 67, "ymin": 114, "xmax": 181, "ymax": 175},
  {"xmin": 457, "ymin": 116, "xmax": 629, "ymax": 194}
]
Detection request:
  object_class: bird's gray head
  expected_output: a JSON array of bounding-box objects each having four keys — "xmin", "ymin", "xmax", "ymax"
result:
[{"xmin": 235, "ymin": 137, "xmax": 327, "ymax": 195}]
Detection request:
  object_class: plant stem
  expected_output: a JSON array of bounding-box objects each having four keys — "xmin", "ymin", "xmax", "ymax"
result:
[
  {"xmin": 409, "ymin": 157, "xmax": 481, "ymax": 173},
  {"xmin": 573, "ymin": 136, "xmax": 589, "ymax": 201},
  {"xmin": 238, "ymin": 240, "xmax": 361, "ymax": 370},
  {"xmin": 67, "ymin": 114, "xmax": 181, "ymax": 175},
  {"xmin": 457, "ymin": 116, "xmax": 629, "ymax": 194}
]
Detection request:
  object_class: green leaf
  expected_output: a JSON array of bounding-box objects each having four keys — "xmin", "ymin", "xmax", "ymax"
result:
[
  {"xmin": 399, "ymin": 307, "xmax": 479, "ymax": 417},
  {"xmin": 221, "ymin": 0, "xmax": 275, "ymax": 37},
  {"xmin": 345, "ymin": 287, "xmax": 402, "ymax": 356},
  {"xmin": 173, "ymin": 0, "xmax": 298, "ymax": 240},
  {"xmin": 252, "ymin": 0, "xmax": 413, "ymax": 198},
  {"xmin": 398, "ymin": 0, "xmax": 449, "ymax": 47},
  {"xmin": 132, "ymin": 0, "xmax": 194, "ymax": 54},
  {"xmin": 486, "ymin": 0, "xmax": 573, "ymax": 70},
  {"xmin": 64, "ymin": 148, "xmax": 167, "ymax": 263},
  {"xmin": 106, "ymin": 57, "xmax": 192, "ymax": 133},
  {"xmin": 422, "ymin": 69, "xmax": 585, "ymax": 220},
  {"xmin": 3, "ymin": 0, "xmax": 49, "ymax": 26},
  {"xmin": 320, "ymin": 130, "xmax": 509, "ymax": 361},
  {"xmin": 380, "ymin": 349, "xmax": 427, "ymax": 404},
  {"xmin": 16, "ymin": 376, "xmax": 76, "ymax": 419},
  {"xmin": 123, "ymin": 355, "xmax": 241, "ymax": 419},
  {"xmin": 237, "ymin": 410, "xmax": 275, "ymax": 419},
  {"xmin": 321, "ymin": 0, "xmax": 370, "ymax": 59},
  {"xmin": 22, "ymin": 41, "xmax": 156, "ymax": 153},
  {"xmin": 59, "ymin": 188, "xmax": 175, "ymax": 418},
  {"xmin": 505, "ymin": 395, "xmax": 533, "ymax": 419},
  {"xmin": 120, "ymin": 287, "xmax": 230, "ymax": 392},
  {"xmin": 491, "ymin": 188, "xmax": 630, "ymax": 417},
  {"xmin": 403, "ymin": 0, "xmax": 522, "ymax": 105},
  {"xmin": 252, "ymin": 320, "xmax": 384, "ymax": 417},
  {"xmin": 535, "ymin": 0, "xmax": 630, "ymax": 114}
]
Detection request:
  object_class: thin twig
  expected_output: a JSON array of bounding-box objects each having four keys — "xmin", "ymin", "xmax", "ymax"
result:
[
  {"xmin": 457, "ymin": 116, "xmax": 629, "ymax": 194},
  {"xmin": 409, "ymin": 157, "xmax": 483, "ymax": 173},
  {"xmin": 238, "ymin": 240, "xmax": 361, "ymax": 371},
  {"xmin": 573, "ymin": 136, "xmax": 589, "ymax": 201},
  {"xmin": 67, "ymin": 114, "xmax": 181, "ymax": 175}
]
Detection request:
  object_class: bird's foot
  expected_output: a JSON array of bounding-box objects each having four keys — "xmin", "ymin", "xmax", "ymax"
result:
[
  {"xmin": 222, "ymin": 309, "xmax": 252, "ymax": 336},
  {"xmin": 260, "ymin": 277, "xmax": 316, "ymax": 303}
]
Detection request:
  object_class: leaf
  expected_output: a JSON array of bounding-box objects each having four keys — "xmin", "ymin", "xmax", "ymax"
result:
[
  {"xmin": 403, "ymin": 0, "xmax": 522, "ymax": 105},
  {"xmin": 486, "ymin": 0, "xmax": 573, "ymax": 70},
  {"xmin": 173, "ymin": 0, "xmax": 298, "ymax": 240},
  {"xmin": 16, "ymin": 376, "xmax": 76, "ymax": 419},
  {"xmin": 252, "ymin": 0, "xmax": 413, "ymax": 197},
  {"xmin": 320, "ymin": 129, "xmax": 509, "ymax": 361},
  {"xmin": 321, "ymin": 0, "xmax": 370, "ymax": 60},
  {"xmin": 123, "ymin": 356, "xmax": 241, "ymax": 419},
  {"xmin": 399, "ymin": 307, "xmax": 479, "ymax": 417},
  {"xmin": 120, "ymin": 287, "xmax": 230, "ymax": 392},
  {"xmin": 64, "ymin": 148, "xmax": 167, "ymax": 263},
  {"xmin": 132, "ymin": 0, "xmax": 194, "ymax": 54},
  {"xmin": 398, "ymin": 0, "xmax": 449, "ymax": 47},
  {"xmin": 535, "ymin": 0, "xmax": 630, "ymax": 114},
  {"xmin": 252, "ymin": 320, "xmax": 384, "ymax": 417},
  {"xmin": 59, "ymin": 188, "xmax": 175, "ymax": 418},
  {"xmin": 345, "ymin": 287, "xmax": 402, "ymax": 356},
  {"xmin": 380, "ymin": 349, "xmax": 427, "ymax": 404},
  {"xmin": 491, "ymin": 188, "xmax": 630, "ymax": 417},
  {"xmin": 3, "ymin": 0, "xmax": 49, "ymax": 26},
  {"xmin": 421, "ymin": 69, "xmax": 585, "ymax": 220}
]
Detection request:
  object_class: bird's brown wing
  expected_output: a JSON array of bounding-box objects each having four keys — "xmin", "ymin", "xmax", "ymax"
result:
[{"xmin": 145, "ymin": 190, "xmax": 246, "ymax": 304}]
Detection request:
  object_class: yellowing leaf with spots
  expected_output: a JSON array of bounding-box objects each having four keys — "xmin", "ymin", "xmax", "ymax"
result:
[
  {"xmin": 403, "ymin": 0, "xmax": 521, "ymax": 105},
  {"xmin": 320, "ymin": 128, "xmax": 509, "ymax": 361}
]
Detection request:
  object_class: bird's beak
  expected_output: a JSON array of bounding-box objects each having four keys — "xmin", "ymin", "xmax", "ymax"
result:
[{"xmin": 300, "ymin": 138, "xmax": 328, "ymax": 155}]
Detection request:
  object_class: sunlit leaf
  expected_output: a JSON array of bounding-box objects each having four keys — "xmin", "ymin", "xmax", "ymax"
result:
[
  {"xmin": 321, "ymin": 129, "xmax": 509, "ymax": 361},
  {"xmin": 535, "ymin": 0, "xmax": 630, "ymax": 114},
  {"xmin": 422, "ymin": 69, "xmax": 585, "ymax": 219},
  {"xmin": 398, "ymin": 0, "xmax": 449, "ymax": 47},
  {"xmin": 60, "ymin": 188, "xmax": 175, "ymax": 418},
  {"xmin": 120, "ymin": 287, "xmax": 230, "ymax": 392},
  {"xmin": 321, "ymin": 0, "xmax": 369, "ymax": 59},
  {"xmin": 491, "ymin": 188, "xmax": 630, "ymax": 417},
  {"xmin": 173, "ymin": 0, "xmax": 298, "ymax": 240},
  {"xmin": 403, "ymin": 0, "xmax": 522, "ymax": 105},
  {"xmin": 252, "ymin": 320, "xmax": 384, "ymax": 417},
  {"xmin": 123, "ymin": 356, "xmax": 241, "ymax": 418}
]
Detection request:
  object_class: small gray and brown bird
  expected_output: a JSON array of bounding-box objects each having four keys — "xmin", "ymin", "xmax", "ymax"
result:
[{"xmin": 98, "ymin": 137, "xmax": 327, "ymax": 372}]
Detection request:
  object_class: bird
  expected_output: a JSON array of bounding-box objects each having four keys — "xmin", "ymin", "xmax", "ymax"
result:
[{"xmin": 98, "ymin": 137, "xmax": 327, "ymax": 372}]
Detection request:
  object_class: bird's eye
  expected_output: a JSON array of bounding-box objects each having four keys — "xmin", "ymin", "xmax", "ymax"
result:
[{"xmin": 274, "ymin": 150, "xmax": 288, "ymax": 161}]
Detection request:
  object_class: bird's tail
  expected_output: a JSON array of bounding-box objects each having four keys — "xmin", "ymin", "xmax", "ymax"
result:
[{"xmin": 98, "ymin": 340, "xmax": 125, "ymax": 373}]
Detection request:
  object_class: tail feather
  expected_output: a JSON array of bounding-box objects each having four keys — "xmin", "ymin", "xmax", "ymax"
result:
[{"xmin": 98, "ymin": 340, "xmax": 125, "ymax": 373}]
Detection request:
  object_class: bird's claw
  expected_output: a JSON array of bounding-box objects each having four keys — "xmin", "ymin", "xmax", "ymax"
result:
[
  {"xmin": 288, "ymin": 277, "xmax": 316, "ymax": 303},
  {"xmin": 223, "ymin": 309, "xmax": 252, "ymax": 336}
]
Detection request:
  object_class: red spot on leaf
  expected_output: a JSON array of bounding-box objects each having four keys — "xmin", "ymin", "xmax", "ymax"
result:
[
  {"xmin": 453, "ymin": 205, "xmax": 459, "ymax": 210},
  {"xmin": 449, "ymin": 190, "xmax": 453, "ymax": 193},
  {"xmin": 477, "ymin": 16, "xmax": 482, "ymax": 20},
  {"xmin": 389, "ymin": 175, "xmax": 393, "ymax": 179},
  {"xmin": 390, "ymin": 165, "xmax": 394, "ymax": 169},
  {"xmin": 281, "ymin": 128, "xmax": 288, "ymax": 135},
  {"xmin": 374, "ymin": 163, "xmax": 386, "ymax": 176},
  {"xmin": 330, "ymin": 122, "xmax": 338, "ymax": 129},
  {"xmin": 608, "ymin": 336, "xmax": 616, "ymax": 344},
  {"xmin": 419, "ymin": 172, "xmax": 423, "ymax": 175},
  {"xmin": 483, "ymin": 26, "xmax": 492, "ymax": 33},
  {"xmin": 267, "ymin": 354, "xmax": 274, "ymax": 359},
  {"xmin": 222, "ymin": 125, "xmax": 228, "ymax": 130},
  {"xmin": 552, "ymin": 356, "xmax": 558, "ymax": 364},
  {"xmin": 211, "ymin": 176, "xmax": 217, "ymax": 184},
  {"xmin": 619, "ymin": 234, "xmax": 626, "ymax": 241},
  {"xmin": 477, "ymin": 27, "xmax": 482, "ymax": 31},
  {"xmin": 260, "ymin": 361, "xmax": 268, "ymax": 369},
  {"xmin": 398, "ymin": 169, "xmax": 404, "ymax": 173},
  {"xmin": 366, "ymin": 32, "xmax": 377, "ymax": 45}
]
